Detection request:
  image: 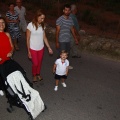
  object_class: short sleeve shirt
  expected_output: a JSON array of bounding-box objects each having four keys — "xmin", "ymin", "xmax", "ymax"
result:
[
  {"xmin": 56, "ymin": 15, "xmax": 74, "ymax": 42},
  {"xmin": 27, "ymin": 22, "xmax": 44, "ymax": 50},
  {"xmin": 14, "ymin": 6, "xmax": 26, "ymax": 23},
  {"xmin": 70, "ymin": 13, "xmax": 80, "ymax": 31},
  {"xmin": 6, "ymin": 11, "xmax": 19, "ymax": 27},
  {"xmin": 55, "ymin": 58, "xmax": 69, "ymax": 75}
]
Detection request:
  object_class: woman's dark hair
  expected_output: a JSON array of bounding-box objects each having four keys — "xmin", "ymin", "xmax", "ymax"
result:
[
  {"xmin": 0, "ymin": 17, "xmax": 7, "ymax": 32},
  {"xmin": 32, "ymin": 9, "xmax": 45, "ymax": 30},
  {"xmin": 8, "ymin": 2, "xmax": 15, "ymax": 7}
]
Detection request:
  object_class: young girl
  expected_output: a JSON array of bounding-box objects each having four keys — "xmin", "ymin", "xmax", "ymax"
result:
[
  {"xmin": 53, "ymin": 50, "xmax": 69, "ymax": 91},
  {"xmin": 26, "ymin": 9, "xmax": 53, "ymax": 83}
]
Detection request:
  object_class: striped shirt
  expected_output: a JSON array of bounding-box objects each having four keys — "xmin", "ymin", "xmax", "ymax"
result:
[
  {"xmin": 6, "ymin": 11, "xmax": 19, "ymax": 27},
  {"xmin": 56, "ymin": 15, "xmax": 74, "ymax": 42},
  {"xmin": 6, "ymin": 11, "xmax": 21, "ymax": 39}
]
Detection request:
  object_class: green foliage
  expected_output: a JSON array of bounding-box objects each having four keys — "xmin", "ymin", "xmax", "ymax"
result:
[
  {"xmin": 85, "ymin": 0, "xmax": 120, "ymax": 14},
  {"xmin": 59, "ymin": 0, "xmax": 79, "ymax": 2},
  {"xmin": 81, "ymin": 10, "xmax": 98, "ymax": 25},
  {"xmin": 81, "ymin": 9, "xmax": 91, "ymax": 20},
  {"xmin": 25, "ymin": 4, "xmax": 33, "ymax": 11},
  {"xmin": 85, "ymin": 1, "xmax": 96, "ymax": 7}
]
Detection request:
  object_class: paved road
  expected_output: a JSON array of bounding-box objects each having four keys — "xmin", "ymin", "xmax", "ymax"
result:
[{"xmin": 0, "ymin": 35, "xmax": 120, "ymax": 120}]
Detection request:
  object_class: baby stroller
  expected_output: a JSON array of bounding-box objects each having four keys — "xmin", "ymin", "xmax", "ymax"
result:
[{"xmin": 0, "ymin": 59, "xmax": 45, "ymax": 120}]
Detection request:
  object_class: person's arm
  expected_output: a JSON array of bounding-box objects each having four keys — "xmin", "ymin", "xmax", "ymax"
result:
[
  {"xmin": 43, "ymin": 32, "xmax": 53, "ymax": 54},
  {"xmin": 6, "ymin": 32, "xmax": 14, "ymax": 57},
  {"xmin": 56, "ymin": 25, "xmax": 60, "ymax": 49},
  {"xmin": 66, "ymin": 66, "xmax": 69, "ymax": 76},
  {"xmin": 23, "ymin": 7, "xmax": 27, "ymax": 20},
  {"xmin": 73, "ymin": 26, "xmax": 80, "ymax": 41},
  {"xmin": 6, "ymin": 16, "xmax": 19, "ymax": 23},
  {"xmin": 53, "ymin": 64, "xmax": 56, "ymax": 74},
  {"xmin": 66, "ymin": 60, "xmax": 69, "ymax": 75},
  {"xmin": 71, "ymin": 26, "xmax": 79, "ymax": 44},
  {"xmin": 26, "ymin": 29, "xmax": 31, "ymax": 58}
]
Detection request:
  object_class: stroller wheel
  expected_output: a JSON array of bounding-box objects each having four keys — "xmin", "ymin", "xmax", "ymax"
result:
[
  {"xmin": 28, "ymin": 115, "xmax": 33, "ymax": 120},
  {"xmin": 42, "ymin": 105, "xmax": 47, "ymax": 112},
  {"xmin": 7, "ymin": 106, "xmax": 14, "ymax": 113}
]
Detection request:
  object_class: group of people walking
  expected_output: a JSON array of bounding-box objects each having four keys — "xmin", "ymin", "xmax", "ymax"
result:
[{"xmin": 0, "ymin": 2, "xmax": 81, "ymax": 94}]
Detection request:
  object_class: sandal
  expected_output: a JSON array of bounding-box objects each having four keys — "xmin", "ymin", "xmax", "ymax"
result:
[
  {"xmin": 37, "ymin": 75, "xmax": 43, "ymax": 81},
  {"xmin": 33, "ymin": 76, "xmax": 38, "ymax": 83},
  {"xmin": 33, "ymin": 81, "xmax": 38, "ymax": 83}
]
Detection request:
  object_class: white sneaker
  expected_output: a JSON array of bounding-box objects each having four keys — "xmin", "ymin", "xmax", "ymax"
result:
[
  {"xmin": 54, "ymin": 86, "xmax": 58, "ymax": 91},
  {"xmin": 62, "ymin": 82, "xmax": 67, "ymax": 87},
  {"xmin": 68, "ymin": 66, "xmax": 73, "ymax": 69},
  {"xmin": 0, "ymin": 90, "xmax": 4, "ymax": 96}
]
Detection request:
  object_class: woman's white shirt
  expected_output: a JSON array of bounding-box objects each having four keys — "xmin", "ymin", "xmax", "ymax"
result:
[{"xmin": 27, "ymin": 22, "xmax": 44, "ymax": 50}]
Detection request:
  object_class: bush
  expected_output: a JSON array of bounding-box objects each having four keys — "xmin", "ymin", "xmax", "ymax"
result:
[{"xmin": 81, "ymin": 9, "xmax": 98, "ymax": 25}]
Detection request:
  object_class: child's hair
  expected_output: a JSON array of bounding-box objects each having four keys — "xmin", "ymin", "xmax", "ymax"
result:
[{"xmin": 60, "ymin": 50, "xmax": 68, "ymax": 56}]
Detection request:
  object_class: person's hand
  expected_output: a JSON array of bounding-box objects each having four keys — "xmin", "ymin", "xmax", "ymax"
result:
[
  {"xmin": 48, "ymin": 48, "xmax": 53, "ymax": 54},
  {"xmin": 0, "ymin": 58, "xmax": 2, "ymax": 61},
  {"xmin": 56, "ymin": 42, "xmax": 59, "ymax": 49},
  {"xmin": 14, "ymin": 20, "xmax": 19, "ymax": 23},
  {"xmin": 53, "ymin": 69, "xmax": 55, "ymax": 74},
  {"xmin": 7, "ymin": 52, "xmax": 12, "ymax": 57},
  {"xmin": 28, "ymin": 52, "xmax": 32, "ymax": 59},
  {"xmin": 77, "ymin": 35, "xmax": 81, "ymax": 42},
  {"xmin": 66, "ymin": 72, "xmax": 68, "ymax": 76},
  {"xmin": 75, "ymin": 37, "xmax": 79, "ymax": 45}
]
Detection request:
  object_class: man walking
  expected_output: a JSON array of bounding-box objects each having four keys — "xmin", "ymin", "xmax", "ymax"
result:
[
  {"xmin": 56, "ymin": 4, "xmax": 79, "ymax": 69},
  {"xmin": 70, "ymin": 4, "xmax": 81, "ymax": 58},
  {"xmin": 14, "ymin": 0, "xmax": 27, "ymax": 33}
]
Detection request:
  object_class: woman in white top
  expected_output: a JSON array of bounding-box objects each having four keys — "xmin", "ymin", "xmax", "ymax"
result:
[{"xmin": 26, "ymin": 9, "xmax": 53, "ymax": 83}]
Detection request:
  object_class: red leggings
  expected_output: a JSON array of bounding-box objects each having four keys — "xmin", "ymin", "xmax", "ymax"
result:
[{"xmin": 30, "ymin": 48, "xmax": 44, "ymax": 76}]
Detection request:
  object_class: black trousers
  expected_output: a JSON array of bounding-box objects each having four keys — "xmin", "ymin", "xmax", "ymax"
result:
[
  {"xmin": 0, "ymin": 78, "xmax": 4, "ymax": 90},
  {"xmin": 0, "ymin": 64, "xmax": 4, "ymax": 90}
]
